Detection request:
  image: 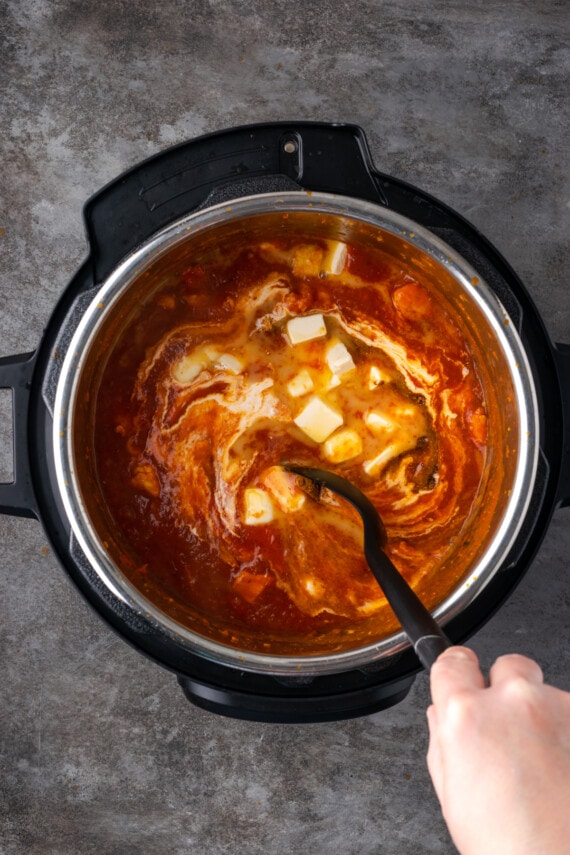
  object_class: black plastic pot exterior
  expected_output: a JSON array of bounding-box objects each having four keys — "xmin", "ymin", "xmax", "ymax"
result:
[{"xmin": 1, "ymin": 122, "xmax": 569, "ymax": 722}]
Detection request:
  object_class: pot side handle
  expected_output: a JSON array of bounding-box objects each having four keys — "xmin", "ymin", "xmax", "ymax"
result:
[
  {"xmin": 0, "ymin": 352, "xmax": 39, "ymax": 520},
  {"xmin": 555, "ymin": 342, "xmax": 570, "ymax": 508}
]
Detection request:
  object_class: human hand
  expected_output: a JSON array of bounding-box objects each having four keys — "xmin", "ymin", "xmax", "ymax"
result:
[{"xmin": 426, "ymin": 647, "xmax": 570, "ymax": 855}]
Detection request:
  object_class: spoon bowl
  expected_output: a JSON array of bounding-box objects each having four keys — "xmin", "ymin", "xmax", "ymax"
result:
[{"xmin": 285, "ymin": 466, "xmax": 451, "ymax": 671}]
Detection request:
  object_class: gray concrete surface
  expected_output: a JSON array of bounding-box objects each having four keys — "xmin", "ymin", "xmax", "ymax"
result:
[{"xmin": 1, "ymin": 2, "xmax": 568, "ymax": 853}]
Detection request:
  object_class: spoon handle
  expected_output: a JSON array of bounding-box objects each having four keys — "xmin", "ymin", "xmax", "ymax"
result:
[
  {"xmin": 414, "ymin": 635, "xmax": 452, "ymax": 670},
  {"xmin": 364, "ymin": 541, "xmax": 451, "ymax": 671},
  {"xmin": 284, "ymin": 466, "xmax": 452, "ymax": 671}
]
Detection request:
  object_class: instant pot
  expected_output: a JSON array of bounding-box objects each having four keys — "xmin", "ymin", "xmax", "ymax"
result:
[{"xmin": 1, "ymin": 122, "xmax": 568, "ymax": 722}]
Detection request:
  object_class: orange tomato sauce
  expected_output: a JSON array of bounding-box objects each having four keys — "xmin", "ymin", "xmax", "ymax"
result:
[{"xmin": 89, "ymin": 224, "xmax": 492, "ymax": 656}]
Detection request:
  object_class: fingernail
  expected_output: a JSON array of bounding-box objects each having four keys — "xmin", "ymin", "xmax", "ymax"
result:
[{"xmin": 439, "ymin": 646, "xmax": 477, "ymax": 661}]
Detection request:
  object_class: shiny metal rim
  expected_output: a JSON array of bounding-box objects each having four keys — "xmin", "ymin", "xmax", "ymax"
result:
[{"xmin": 53, "ymin": 191, "xmax": 539, "ymax": 675}]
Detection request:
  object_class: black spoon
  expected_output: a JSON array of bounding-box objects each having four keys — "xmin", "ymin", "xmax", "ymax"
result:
[{"xmin": 285, "ymin": 466, "xmax": 451, "ymax": 671}]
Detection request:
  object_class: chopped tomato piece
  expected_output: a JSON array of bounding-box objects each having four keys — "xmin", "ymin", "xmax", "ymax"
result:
[
  {"xmin": 392, "ymin": 282, "xmax": 432, "ymax": 321},
  {"xmin": 157, "ymin": 294, "xmax": 176, "ymax": 309},
  {"xmin": 292, "ymin": 245, "xmax": 325, "ymax": 278},
  {"xmin": 181, "ymin": 264, "xmax": 206, "ymax": 290},
  {"xmin": 232, "ymin": 570, "xmax": 272, "ymax": 603},
  {"xmin": 468, "ymin": 409, "xmax": 488, "ymax": 447},
  {"xmin": 131, "ymin": 462, "xmax": 160, "ymax": 497}
]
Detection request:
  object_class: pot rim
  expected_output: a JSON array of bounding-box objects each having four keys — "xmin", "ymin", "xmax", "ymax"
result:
[{"xmin": 53, "ymin": 191, "xmax": 539, "ymax": 675}]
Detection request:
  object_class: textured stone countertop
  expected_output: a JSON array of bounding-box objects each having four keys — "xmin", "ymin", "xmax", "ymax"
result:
[{"xmin": 1, "ymin": 2, "xmax": 568, "ymax": 853}]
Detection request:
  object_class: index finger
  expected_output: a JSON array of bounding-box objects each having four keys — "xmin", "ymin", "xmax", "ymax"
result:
[{"xmin": 430, "ymin": 646, "xmax": 485, "ymax": 707}]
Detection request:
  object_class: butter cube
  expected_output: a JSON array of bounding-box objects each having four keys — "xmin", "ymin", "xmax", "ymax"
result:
[
  {"xmin": 203, "ymin": 345, "xmax": 220, "ymax": 361},
  {"xmin": 368, "ymin": 365, "xmax": 391, "ymax": 389},
  {"xmin": 363, "ymin": 443, "xmax": 400, "ymax": 475},
  {"xmin": 322, "ymin": 241, "xmax": 348, "ymax": 275},
  {"xmin": 365, "ymin": 411, "xmax": 396, "ymax": 434},
  {"xmin": 326, "ymin": 340, "xmax": 355, "ymax": 376},
  {"xmin": 294, "ymin": 396, "xmax": 344, "ymax": 443},
  {"xmin": 322, "ymin": 428, "xmax": 363, "ymax": 463},
  {"xmin": 287, "ymin": 369, "xmax": 315, "ymax": 398},
  {"xmin": 244, "ymin": 488, "xmax": 275, "ymax": 525},
  {"xmin": 172, "ymin": 351, "xmax": 209, "ymax": 384},
  {"xmin": 325, "ymin": 372, "xmax": 342, "ymax": 391},
  {"xmin": 393, "ymin": 405, "xmax": 418, "ymax": 418},
  {"xmin": 286, "ymin": 314, "xmax": 327, "ymax": 345},
  {"xmin": 215, "ymin": 353, "xmax": 244, "ymax": 374}
]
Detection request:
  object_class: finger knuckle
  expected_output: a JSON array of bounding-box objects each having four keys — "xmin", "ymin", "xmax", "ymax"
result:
[
  {"xmin": 493, "ymin": 653, "xmax": 544, "ymax": 682},
  {"xmin": 501, "ymin": 674, "xmax": 539, "ymax": 704},
  {"xmin": 444, "ymin": 691, "xmax": 479, "ymax": 731}
]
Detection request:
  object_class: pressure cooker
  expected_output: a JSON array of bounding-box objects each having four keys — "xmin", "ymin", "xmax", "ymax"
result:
[{"xmin": 1, "ymin": 122, "xmax": 568, "ymax": 722}]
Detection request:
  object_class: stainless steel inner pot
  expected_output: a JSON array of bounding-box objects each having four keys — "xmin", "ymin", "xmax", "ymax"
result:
[{"xmin": 53, "ymin": 192, "xmax": 539, "ymax": 675}]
